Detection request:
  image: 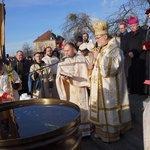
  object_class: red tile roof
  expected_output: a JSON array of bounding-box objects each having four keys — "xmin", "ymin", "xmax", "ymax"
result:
[{"xmin": 33, "ymin": 30, "xmax": 56, "ymax": 42}]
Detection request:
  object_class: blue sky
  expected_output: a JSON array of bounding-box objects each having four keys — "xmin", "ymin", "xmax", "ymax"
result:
[{"xmin": 3, "ymin": 0, "xmax": 127, "ymax": 56}]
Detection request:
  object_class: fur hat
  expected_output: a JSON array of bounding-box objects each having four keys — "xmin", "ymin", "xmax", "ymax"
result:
[
  {"xmin": 93, "ymin": 21, "xmax": 108, "ymax": 36},
  {"xmin": 128, "ymin": 16, "xmax": 139, "ymax": 25},
  {"xmin": 79, "ymin": 42, "xmax": 94, "ymax": 52}
]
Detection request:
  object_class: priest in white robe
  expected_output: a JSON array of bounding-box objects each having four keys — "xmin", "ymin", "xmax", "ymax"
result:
[
  {"xmin": 56, "ymin": 42, "xmax": 93, "ymax": 137},
  {"xmin": 42, "ymin": 46, "xmax": 59, "ymax": 99}
]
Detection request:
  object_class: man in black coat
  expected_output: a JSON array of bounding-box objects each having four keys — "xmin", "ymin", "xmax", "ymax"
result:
[
  {"xmin": 119, "ymin": 22, "xmax": 130, "ymax": 86},
  {"xmin": 142, "ymin": 8, "xmax": 150, "ymax": 95},
  {"xmin": 127, "ymin": 16, "xmax": 146, "ymax": 95},
  {"xmin": 11, "ymin": 50, "xmax": 31, "ymax": 95}
]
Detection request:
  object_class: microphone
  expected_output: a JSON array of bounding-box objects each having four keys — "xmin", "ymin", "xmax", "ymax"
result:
[{"xmin": 60, "ymin": 55, "xmax": 69, "ymax": 61}]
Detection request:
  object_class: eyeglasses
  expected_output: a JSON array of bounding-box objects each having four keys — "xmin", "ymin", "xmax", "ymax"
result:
[{"xmin": 95, "ymin": 35, "xmax": 104, "ymax": 40}]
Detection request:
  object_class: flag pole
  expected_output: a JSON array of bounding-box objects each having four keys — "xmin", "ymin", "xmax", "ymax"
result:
[
  {"xmin": 0, "ymin": 1, "xmax": 8, "ymax": 64},
  {"xmin": 0, "ymin": 1, "xmax": 5, "ymax": 59}
]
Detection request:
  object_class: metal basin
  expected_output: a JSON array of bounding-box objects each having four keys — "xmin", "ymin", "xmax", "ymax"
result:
[{"xmin": 0, "ymin": 99, "xmax": 82, "ymax": 150}]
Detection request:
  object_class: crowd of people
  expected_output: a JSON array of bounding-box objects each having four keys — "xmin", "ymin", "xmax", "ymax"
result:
[{"xmin": 1, "ymin": 8, "xmax": 150, "ymax": 149}]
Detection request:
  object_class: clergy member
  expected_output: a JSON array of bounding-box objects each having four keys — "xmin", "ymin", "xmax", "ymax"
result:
[
  {"xmin": 56, "ymin": 42, "xmax": 92, "ymax": 137},
  {"xmin": 88, "ymin": 20, "xmax": 132, "ymax": 142}
]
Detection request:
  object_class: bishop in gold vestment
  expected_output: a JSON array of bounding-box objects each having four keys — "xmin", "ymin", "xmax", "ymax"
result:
[{"xmin": 88, "ymin": 20, "xmax": 132, "ymax": 142}]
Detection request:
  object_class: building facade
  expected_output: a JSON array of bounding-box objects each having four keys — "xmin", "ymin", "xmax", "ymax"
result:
[{"xmin": 33, "ymin": 30, "xmax": 64, "ymax": 52}]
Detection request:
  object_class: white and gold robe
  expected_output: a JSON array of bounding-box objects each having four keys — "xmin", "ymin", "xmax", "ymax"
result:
[
  {"xmin": 0, "ymin": 74, "xmax": 11, "ymax": 102},
  {"xmin": 143, "ymin": 101, "xmax": 150, "ymax": 150},
  {"xmin": 42, "ymin": 55, "xmax": 59, "ymax": 75},
  {"xmin": 42, "ymin": 55, "xmax": 59, "ymax": 99},
  {"xmin": 2, "ymin": 66, "xmax": 22, "ymax": 101},
  {"xmin": 88, "ymin": 37, "xmax": 132, "ymax": 142},
  {"xmin": 56, "ymin": 54, "xmax": 92, "ymax": 137}
]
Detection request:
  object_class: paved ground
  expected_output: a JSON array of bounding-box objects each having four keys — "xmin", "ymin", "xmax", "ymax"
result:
[
  {"xmin": 81, "ymin": 94, "xmax": 148, "ymax": 150},
  {"xmin": 81, "ymin": 136, "xmax": 100, "ymax": 150}
]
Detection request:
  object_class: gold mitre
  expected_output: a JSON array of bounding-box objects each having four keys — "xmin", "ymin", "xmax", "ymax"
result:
[{"xmin": 93, "ymin": 20, "xmax": 108, "ymax": 36}]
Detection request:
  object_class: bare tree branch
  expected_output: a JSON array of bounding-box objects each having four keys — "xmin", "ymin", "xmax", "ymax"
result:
[
  {"xmin": 61, "ymin": 13, "xmax": 94, "ymax": 42},
  {"xmin": 22, "ymin": 43, "xmax": 33, "ymax": 57},
  {"xmin": 106, "ymin": 0, "xmax": 150, "ymax": 35},
  {"xmin": 62, "ymin": 0, "xmax": 150, "ymax": 39}
]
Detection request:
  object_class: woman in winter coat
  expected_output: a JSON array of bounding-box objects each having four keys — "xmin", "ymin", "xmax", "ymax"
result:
[{"xmin": 29, "ymin": 52, "xmax": 53, "ymax": 98}]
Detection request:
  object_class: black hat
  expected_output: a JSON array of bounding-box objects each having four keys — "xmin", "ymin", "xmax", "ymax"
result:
[
  {"xmin": 145, "ymin": 8, "xmax": 150, "ymax": 14},
  {"xmin": 76, "ymin": 36, "xmax": 83, "ymax": 42}
]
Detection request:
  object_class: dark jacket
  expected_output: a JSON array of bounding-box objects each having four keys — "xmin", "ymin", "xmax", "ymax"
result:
[
  {"xmin": 119, "ymin": 31, "xmax": 131, "ymax": 78},
  {"xmin": 142, "ymin": 26, "xmax": 150, "ymax": 95},
  {"xmin": 119, "ymin": 30, "xmax": 129, "ymax": 55},
  {"xmin": 11, "ymin": 58, "xmax": 31, "ymax": 95},
  {"xmin": 128, "ymin": 27, "xmax": 146, "ymax": 58},
  {"xmin": 127, "ymin": 27, "xmax": 147, "ymax": 94},
  {"xmin": 142, "ymin": 26, "xmax": 150, "ymax": 49}
]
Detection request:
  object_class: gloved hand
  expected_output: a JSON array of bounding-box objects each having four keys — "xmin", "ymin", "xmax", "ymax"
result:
[
  {"xmin": 12, "ymin": 83, "xmax": 20, "ymax": 90},
  {"xmin": 6, "ymin": 95, "xmax": 14, "ymax": 101}
]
